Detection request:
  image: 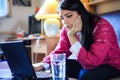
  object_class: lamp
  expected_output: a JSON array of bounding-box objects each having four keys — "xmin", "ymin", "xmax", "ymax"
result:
[{"xmin": 35, "ymin": 0, "xmax": 60, "ymax": 37}]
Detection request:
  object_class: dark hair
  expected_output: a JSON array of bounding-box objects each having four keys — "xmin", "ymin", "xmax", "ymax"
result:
[{"xmin": 58, "ymin": 0, "xmax": 100, "ymax": 50}]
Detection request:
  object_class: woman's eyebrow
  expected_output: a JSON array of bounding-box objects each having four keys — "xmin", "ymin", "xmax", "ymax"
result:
[
  {"xmin": 64, "ymin": 11, "xmax": 73, "ymax": 16},
  {"xmin": 60, "ymin": 11, "xmax": 73, "ymax": 18}
]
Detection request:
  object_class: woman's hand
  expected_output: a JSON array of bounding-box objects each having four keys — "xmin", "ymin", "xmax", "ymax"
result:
[
  {"xmin": 67, "ymin": 15, "xmax": 82, "ymax": 37},
  {"xmin": 67, "ymin": 16, "xmax": 82, "ymax": 45},
  {"xmin": 33, "ymin": 63, "xmax": 45, "ymax": 71}
]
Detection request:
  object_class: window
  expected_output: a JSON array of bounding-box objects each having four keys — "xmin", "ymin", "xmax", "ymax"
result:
[{"xmin": 0, "ymin": 0, "xmax": 11, "ymax": 17}]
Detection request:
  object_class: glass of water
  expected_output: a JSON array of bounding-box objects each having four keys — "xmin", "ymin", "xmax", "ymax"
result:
[{"xmin": 50, "ymin": 53, "xmax": 66, "ymax": 80}]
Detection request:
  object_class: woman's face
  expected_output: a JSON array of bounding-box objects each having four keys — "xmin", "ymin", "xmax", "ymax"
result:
[{"xmin": 59, "ymin": 10, "xmax": 81, "ymax": 31}]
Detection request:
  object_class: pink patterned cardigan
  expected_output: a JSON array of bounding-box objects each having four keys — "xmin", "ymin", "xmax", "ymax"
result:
[{"xmin": 42, "ymin": 18, "xmax": 120, "ymax": 70}]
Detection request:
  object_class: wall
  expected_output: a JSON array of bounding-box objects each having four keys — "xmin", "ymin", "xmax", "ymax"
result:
[
  {"xmin": 101, "ymin": 11, "xmax": 120, "ymax": 46},
  {"xmin": 0, "ymin": 0, "xmax": 44, "ymax": 35}
]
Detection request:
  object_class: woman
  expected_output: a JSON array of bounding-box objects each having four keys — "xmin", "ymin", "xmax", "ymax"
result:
[{"xmin": 33, "ymin": 0, "xmax": 120, "ymax": 79}]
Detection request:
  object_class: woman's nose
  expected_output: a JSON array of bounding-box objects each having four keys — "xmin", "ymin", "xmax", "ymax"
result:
[{"xmin": 63, "ymin": 18, "xmax": 68, "ymax": 25}]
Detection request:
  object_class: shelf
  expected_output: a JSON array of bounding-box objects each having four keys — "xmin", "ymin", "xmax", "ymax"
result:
[
  {"xmin": 88, "ymin": 0, "xmax": 113, "ymax": 5},
  {"xmin": 88, "ymin": 0, "xmax": 120, "ymax": 14}
]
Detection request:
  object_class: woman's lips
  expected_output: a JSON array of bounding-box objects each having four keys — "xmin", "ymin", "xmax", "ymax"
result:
[{"xmin": 66, "ymin": 25, "xmax": 72, "ymax": 31}]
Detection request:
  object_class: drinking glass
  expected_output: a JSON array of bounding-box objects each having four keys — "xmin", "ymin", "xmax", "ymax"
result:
[{"xmin": 50, "ymin": 53, "xmax": 66, "ymax": 80}]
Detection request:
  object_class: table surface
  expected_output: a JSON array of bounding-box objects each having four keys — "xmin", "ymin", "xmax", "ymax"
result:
[
  {"xmin": 0, "ymin": 61, "xmax": 12, "ymax": 80},
  {"xmin": 0, "ymin": 61, "xmax": 78, "ymax": 80},
  {"xmin": 0, "ymin": 61, "xmax": 9, "ymax": 69}
]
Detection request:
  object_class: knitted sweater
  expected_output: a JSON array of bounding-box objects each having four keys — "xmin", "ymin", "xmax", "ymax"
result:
[{"xmin": 42, "ymin": 18, "xmax": 120, "ymax": 70}]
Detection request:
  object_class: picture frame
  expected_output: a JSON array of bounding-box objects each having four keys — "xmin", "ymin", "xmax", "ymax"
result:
[{"xmin": 13, "ymin": 0, "xmax": 31, "ymax": 7}]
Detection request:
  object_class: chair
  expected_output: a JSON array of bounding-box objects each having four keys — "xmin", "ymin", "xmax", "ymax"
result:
[{"xmin": 109, "ymin": 20, "xmax": 120, "ymax": 80}]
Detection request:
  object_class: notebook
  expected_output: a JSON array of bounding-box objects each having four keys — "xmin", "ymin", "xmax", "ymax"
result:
[{"xmin": 0, "ymin": 40, "xmax": 52, "ymax": 80}]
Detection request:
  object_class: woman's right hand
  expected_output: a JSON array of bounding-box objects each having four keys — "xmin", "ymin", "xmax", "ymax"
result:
[
  {"xmin": 33, "ymin": 63, "xmax": 45, "ymax": 71},
  {"xmin": 67, "ymin": 16, "xmax": 82, "ymax": 45},
  {"xmin": 67, "ymin": 15, "xmax": 82, "ymax": 37}
]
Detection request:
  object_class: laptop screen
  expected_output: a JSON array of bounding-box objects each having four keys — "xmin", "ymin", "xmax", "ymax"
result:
[{"xmin": 0, "ymin": 40, "xmax": 37, "ymax": 79}]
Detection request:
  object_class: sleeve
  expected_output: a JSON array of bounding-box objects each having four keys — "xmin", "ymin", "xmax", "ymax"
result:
[
  {"xmin": 77, "ymin": 19, "xmax": 113, "ymax": 69},
  {"xmin": 33, "ymin": 62, "xmax": 50, "ymax": 71},
  {"xmin": 70, "ymin": 41, "xmax": 82, "ymax": 57},
  {"xmin": 42, "ymin": 27, "xmax": 72, "ymax": 64}
]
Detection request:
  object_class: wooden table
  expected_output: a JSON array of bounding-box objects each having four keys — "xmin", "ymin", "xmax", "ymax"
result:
[
  {"xmin": 31, "ymin": 36, "xmax": 59, "ymax": 63},
  {"xmin": 2, "ymin": 36, "xmax": 59, "ymax": 63}
]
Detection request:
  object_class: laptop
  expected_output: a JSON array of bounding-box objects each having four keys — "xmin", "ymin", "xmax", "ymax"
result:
[{"xmin": 0, "ymin": 40, "xmax": 52, "ymax": 80}]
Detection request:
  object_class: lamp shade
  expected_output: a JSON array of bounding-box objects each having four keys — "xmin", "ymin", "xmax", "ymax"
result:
[
  {"xmin": 35, "ymin": 0, "xmax": 60, "ymax": 20},
  {"xmin": 35, "ymin": 0, "xmax": 60, "ymax": 37}
]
